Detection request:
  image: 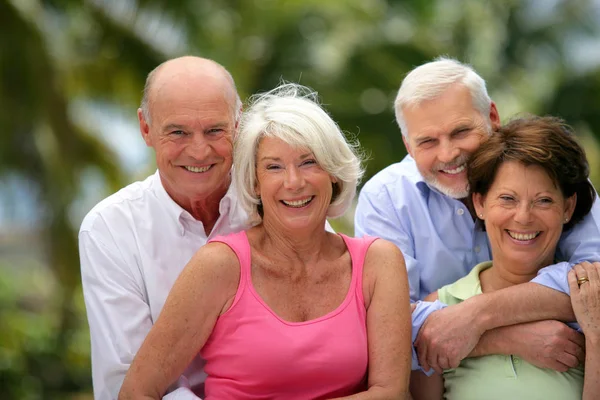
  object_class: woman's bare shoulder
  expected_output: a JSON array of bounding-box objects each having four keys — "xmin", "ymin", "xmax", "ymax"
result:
[
  {"xmin": 182, "ymin": 240, "xmax": 242, "ymax": 288},
  {"xmin": 365, "ymin": 238, "xmax": 405, "ymax": 267}
]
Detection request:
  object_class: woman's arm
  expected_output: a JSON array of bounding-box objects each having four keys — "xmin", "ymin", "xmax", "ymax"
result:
[
  {"xmin": 118, "ymin": 242, "xmax": 240, "ymax": 400},
  {"xmin": 334, "ymin": 239, "xmax": 412, "ymax": 399},
  {"xmin": 568, "ymin": 262, "xmax": 600, "ymax": 400}
]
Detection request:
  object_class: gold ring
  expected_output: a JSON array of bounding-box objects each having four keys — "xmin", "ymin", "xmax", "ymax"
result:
[{"xmin": 577, "ymin": 277, "xmax": 590, "ymax": 286}]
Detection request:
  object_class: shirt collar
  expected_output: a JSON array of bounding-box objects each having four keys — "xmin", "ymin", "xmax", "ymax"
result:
[
  {"xmin": 402, "ymin": 155, "xmax": 430, "ymax": 196},
  {"xmin": 445, "ymin": 261, "xmax": 492, "ymax": 301},
  {"xmin": 150, "ymin": 170, "xmax": 187, "ymax": 233}
]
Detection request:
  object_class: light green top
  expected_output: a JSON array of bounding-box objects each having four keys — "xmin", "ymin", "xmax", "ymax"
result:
[{"xmin": 438, "ymin": 261, "xmax": 583, "ymax": 400}]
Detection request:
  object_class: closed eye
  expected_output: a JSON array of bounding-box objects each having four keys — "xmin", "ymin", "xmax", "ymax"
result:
[
  {"xmin": 499, "ymin": 195, "xmax": 515, "ymax": 202},
  {"xmin": 208, "ymin": 128, "xmax": 224, "ymax": 134},
  {"xmin": 452, "ymin": 128, "xmax": 470, "ymax": 137},
  {"xmin": 417, "ymin": 139, "xmax": 435, "ymax": 147}
]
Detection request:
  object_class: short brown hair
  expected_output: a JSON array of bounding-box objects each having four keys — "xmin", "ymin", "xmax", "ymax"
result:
[{"xmin": 467, "ymin": 115, "xmax": 595, "ymax": 230}]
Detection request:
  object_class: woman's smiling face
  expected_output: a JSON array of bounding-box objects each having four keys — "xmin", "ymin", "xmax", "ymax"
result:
[
  {"xmin": 254, "ymin": 136, "xmax": 336, "ymax": 232},
  {"xmin": 473, "ymin": 161, "xmax": 576, "ymax": 277}
]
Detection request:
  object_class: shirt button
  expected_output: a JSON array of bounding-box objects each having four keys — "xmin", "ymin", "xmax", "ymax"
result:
[
  {"xmin": 513, "ymin": 357, "xmax": 520, "ymax": 364},
  {"xmin": 456, "ymin": 208, "xmax": 465, "ymax": 215},
  {"xmin": 474, "ymin": 246, "xmax": 480, "ymax": 253}
]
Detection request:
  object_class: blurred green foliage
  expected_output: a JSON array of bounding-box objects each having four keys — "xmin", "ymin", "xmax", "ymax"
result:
[{"xmin": 1, "ymin": 0, "xmax": 600, "ymax": 398}]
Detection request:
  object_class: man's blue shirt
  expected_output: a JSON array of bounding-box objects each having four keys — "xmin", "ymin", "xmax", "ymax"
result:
[{"xmin": 355, "ymin": 155, "xmax": 600, "ymax": 369}]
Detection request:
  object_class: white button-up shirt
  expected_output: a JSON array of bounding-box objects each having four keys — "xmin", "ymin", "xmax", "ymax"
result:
[{"xmin": 79, "ymin": 170, "xmax": 249, "ymax": 400}]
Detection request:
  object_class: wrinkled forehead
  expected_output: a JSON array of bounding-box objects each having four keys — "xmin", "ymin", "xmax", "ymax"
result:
[
  {"xmin": 407, "ymin": 106, "xmax": 489, "ymax": 142},
  {"xmin": 151, "ymin": 70, "xmax": 237, "ymax": 116},
  {"xmin": 488, "ymin": 160, "xmax": 561, "ymax": 194}
]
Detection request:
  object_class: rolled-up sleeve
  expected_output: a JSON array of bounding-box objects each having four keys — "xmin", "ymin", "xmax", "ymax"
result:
[
  {"xmin": 410, "ymin": 300, "xmax": 447, "ymax": 373},
  {"xmin": 531, "ymin": 262, "xmax": 571, "ymax": 294}
]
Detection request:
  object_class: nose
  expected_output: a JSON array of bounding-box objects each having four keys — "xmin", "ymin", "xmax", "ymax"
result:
[
  {"xmin": 284, "ymin": 166, "xmax": 305, "ymax": 191},
  {"xmin": 189, "ymin": 133, "xmax": 212, "ymax": 158},
  {"xmin": 438, "ymin": 139, "xmax": 460, "ymax": 164},
  {"xmin": 514, "ymin": 202, "xmax": 533, "ymax": 225}
]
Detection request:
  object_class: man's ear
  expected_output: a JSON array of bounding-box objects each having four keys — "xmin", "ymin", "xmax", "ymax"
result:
[
  {"xmin": 402, "ymin": 135, "xmax": 413, "ymax": 157},
  {"xmin": 489, "ymin": 101, "xmax": 501, "ymax": 131},
  {"xmin": 138, "ymin": 108, "xmax": 152, "ymax": 147},
  {"xmin": 235, "ymin": 105, "xmax": 243, "ymax": 129}
]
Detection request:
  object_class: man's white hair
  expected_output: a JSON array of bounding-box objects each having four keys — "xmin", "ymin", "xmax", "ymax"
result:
[
  {"xmin": 394, "ymin": 57, "xmax": 492, "ymax": 137},
  {"xmin": 234, "ymin": 83, "xmax": 364, "ymax": 224}
]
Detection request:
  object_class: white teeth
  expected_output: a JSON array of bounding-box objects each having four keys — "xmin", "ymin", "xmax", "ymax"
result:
[
  {"xmin": 282, "ymin": 197, "xmax": 313, "ymax": 207},
  {"xmin": 507, "ymin": 231, "xmax": 540, "ymax": 241},
  {"xmin": 442, "ymin": 164, "xmax": 466, "ymax": 175},
  {"xmin": 185, "ymin": 165, "xmax": 211, "ymax": 173}
]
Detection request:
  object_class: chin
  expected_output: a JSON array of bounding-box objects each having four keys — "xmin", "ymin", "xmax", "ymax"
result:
[{"xmin": 435, "ymin": 183, "xmax": 469, "ymax": 199}]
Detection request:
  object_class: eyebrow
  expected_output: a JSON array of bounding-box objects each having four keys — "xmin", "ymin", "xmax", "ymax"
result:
[
  {"xmin": 207, "ymin": 122, "xmax": 230, "ymax": 129},
  {"xmin": 163, "ymin": 121, "xmax": 230, "ymax": 132},
  {"xmin": 259, "ymin": 152, "xmax": 313, "ymax": 162},
  {"xmin": 495, "ymin": 188, "xmax": 556, "ymax": 196}
]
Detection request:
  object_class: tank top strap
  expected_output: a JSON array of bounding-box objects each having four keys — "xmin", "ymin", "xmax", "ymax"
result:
[
  {"xmin": 339, "ymin": 234, "xmax": 379, "ymax": 307},
  {"xmin": 208, "ymin": 230, "xmax": 252, "ymax": 308}
]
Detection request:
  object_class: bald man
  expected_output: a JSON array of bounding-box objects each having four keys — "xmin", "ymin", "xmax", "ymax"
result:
[{"xmin": 79, "ymin": 57, "xmax": 248, "ymax": 400}]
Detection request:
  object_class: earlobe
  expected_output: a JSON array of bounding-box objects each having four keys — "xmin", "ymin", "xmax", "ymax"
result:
[
  {"xmin": 489, "ymin": 102, "xmax": 501, "ymax": 131},
  {"xmin": 472, "ymin": 192, "xmax": 485, "ymax": 219},
  {"xmin": 402, "ymin": 135, "xmax": 413, "ymax": 157},
  {"xmin": 564, "ymin": 193, "xmax": 577, "ymax": 222},
  {"xmin": 254, "ymin": 182, "xmax": 261, "ymax": 197},
  {"xmin": 138, "ymin": 108, "xmax": 152, "ymax": 147}
]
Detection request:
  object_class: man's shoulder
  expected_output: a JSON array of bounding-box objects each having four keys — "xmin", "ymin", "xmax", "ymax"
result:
[
  {"xmin": 79, "ymin": 174, "xmax": 156, "ymax": 234},
  {"xmin": 360, "ymin": 155, "xmax": 424, "ymax": 198}
]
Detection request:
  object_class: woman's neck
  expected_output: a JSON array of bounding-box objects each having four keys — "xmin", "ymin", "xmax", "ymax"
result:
[
  {"xmin": 479, "ymin": 258, "xmax": 542, "ymax": 293},
  {"xmin": 253, "ymin": 220, "xmax": 333, "ymax": 266}
]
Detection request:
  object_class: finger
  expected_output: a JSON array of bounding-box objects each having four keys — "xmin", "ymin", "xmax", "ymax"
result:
[
  {"xmin": 426, "ymin": 349, "xmax": 439, "ymax": 375},
  {"xmin": 565, "ymin": 329, "xmax": 586, "ymax": 348},
  {"xmin": 573, "ymin": 262, "xmax": 591, "ymax": 280},
  {"xmin": 447, "ymin": 355, "xmax": 461, "ymax": 370},
  {"xmin": 568, "ymin": 269, "xmax": 579, "ymax": 294},
  {"xmin": 431, "ymin": 355, "xmax": 443, "ymax": 375},
  {"xmin": 557, "ymin": 342, "xmax": 585, "ymax": 366},
  {"xmin": 586, "ymin": 261, "xmax": 600, "ymax": 282},
  {"xmin": 556, "ymin": 352, "xmax": 580, "ymax": 369},
  {"xmin": 436, "ymin": 355, "xmax": 449, "ymax": 373},
  {"xmin": 550, "ymin": 361, "xmax": 570, "ymax": 373},
  {"xmin": 417, "ymin": 340, "xmax": 429, "ymax": 373},
  {"xmin": 569, "ymin": 343, "xmax": 586, "ymax": 364}
]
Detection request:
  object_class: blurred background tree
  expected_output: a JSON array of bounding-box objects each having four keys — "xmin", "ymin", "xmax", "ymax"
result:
[{"xmin": 1, "ymin": 0, "xmax": 599, "ymax": 398}]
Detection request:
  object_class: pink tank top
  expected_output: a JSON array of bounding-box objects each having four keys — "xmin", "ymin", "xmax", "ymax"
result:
[{"xmin": 201, "ymin": 231, "xmax": 377, "ymax": 399}]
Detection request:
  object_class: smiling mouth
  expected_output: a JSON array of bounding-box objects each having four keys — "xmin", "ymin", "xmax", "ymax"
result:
[
  {"xmin": 441, "ymin": 164, "xmax": 466, "ymax": 175},
  {"xmin": 184, "ymin": 165, "xmax": 211, "ymax": 173},
  {"xmin": 507, "ymin": 230, "xmax": 541, "ymax": 241},
  {"xmin": 281, "ymin": 196, "xmax": 314, "ymax": 208}
]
